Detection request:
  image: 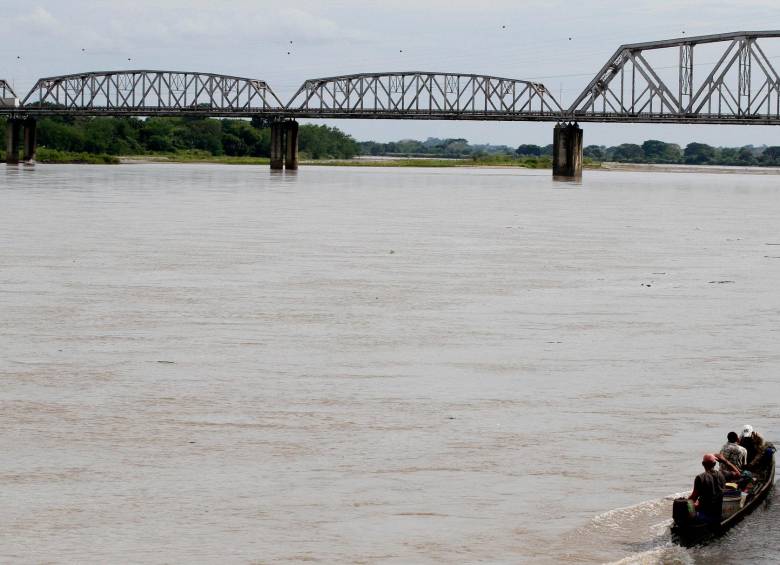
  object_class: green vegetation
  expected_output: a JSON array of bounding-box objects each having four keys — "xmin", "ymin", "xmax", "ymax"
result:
[
  {"xmin": 37, "ymin": 148, "xmax": 120, "ymax": 164},
  {"xmin": 3, "ymin": 116, "xmax": 780, "ymax": 168},
  {"xmin": 469, "ymin": 154, "xmax": 552, "ymax": 168},
  {"xmin": 359, "ymin": 137, "xmax": 532, "ymax": 159},
  {"xmin": 316, "ymin": 155, "xmax": 553, "ymax": 168},
  {"xmin": 0, "ymin": 147, "xmax": 120, "ymax": 164},
  {"xmin": 361, "ymin": 137, "xmax": 780, "ymax": 168},
  {"xmin": 0, "ymin": 116, "xmax": 359, "ymax": 163},
  {"xmin": 582, "ymin": 140, "xmax": 780, "ymax": 167},
  {"xmin": 319, "ymin": 158, "xmax": 464, "ymax": 168},
  {"xmin": 121, "ymin": 150, "xmax": 270, "ymax": 165},
  {"xmin": 354, "ymin": 138, "xmax": 558, "ymax": 167}
]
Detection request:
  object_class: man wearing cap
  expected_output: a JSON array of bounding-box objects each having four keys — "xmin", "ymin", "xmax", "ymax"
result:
[
  {"xmin": 741, "ymin": 425, "xmax": 769, "ymax": 471},
  {"xmin": 688, "ymin": 453, "xmax": 726, "ymax": 524},
  {"xmin": 741, "ymin": 425, "xmax": 758, "ymax": 462}
]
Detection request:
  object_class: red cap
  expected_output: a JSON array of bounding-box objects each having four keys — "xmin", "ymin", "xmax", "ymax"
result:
[{"xmin": 703, "ymin": 453, "xmax": 717, "ymax": 465}]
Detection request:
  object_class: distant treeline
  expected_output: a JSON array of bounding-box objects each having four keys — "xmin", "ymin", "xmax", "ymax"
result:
[
  {"xmin": 583, "ymin": 141, "xmax": 780, "ymax": 167},
  {"xmin": 359, "ymin": 137, "xmax": 520, "ymax": 158},
  {"xmin": 0, "ymin": 116, "xmax": 360, "ymax": 159},
  {"xmin": 361, "ymin": 137, "xmax": 780, "ymax": 166},
  {"xmin": 4, "ymin": 117, "xmax": 780, "ymax": 167}
]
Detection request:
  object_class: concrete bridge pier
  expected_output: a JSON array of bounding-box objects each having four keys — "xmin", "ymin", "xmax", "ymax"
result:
[
  {"xmin": 270, "ymin": 120, "xmax": 300, "ymax": 171},
  {"xmin": 5, "ymin": 118, "xmax": 21, "ymax": 164},
  {"xmin": 552, "ymin": 123, "xmax": 583, "ymax": 179},
  {"xmin": 23, "ymin": 118, "xmax": 37, "ymax": 163},
  {"xmin": 270, "ymin": 122, "xmax": 285, "ymax": 170},
  {"xmin": 284, "ymin": 121, "xmax": 299, "ymax": 171}
]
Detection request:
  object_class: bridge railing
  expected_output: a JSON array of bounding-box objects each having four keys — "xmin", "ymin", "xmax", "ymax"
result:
[
  {"xmin": 568, "ymin": 31, "xmax": 780, "ymax": 123},
  {"xmin": 20, "ymin": 70, "xmax": 284, "ymax": 115},
  {"xmin": 286, "ymin": 72, "xmax": 563, "ymax": 118}
]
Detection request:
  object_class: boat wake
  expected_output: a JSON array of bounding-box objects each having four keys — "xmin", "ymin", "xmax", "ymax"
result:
[
  {"xmin": 605, "ymin": 545, "xmax": 695, "ymax": 565},
  {"xmin": 590, "ymin": 491, "xmax": 688, "ymax": 532},
  {"xmin": 560, "ymin": 492, "xmax": 692, "ymax": 564},
  {"xmin": 589, "ymin": 485, "xmax": 777, "ymax": 564}
]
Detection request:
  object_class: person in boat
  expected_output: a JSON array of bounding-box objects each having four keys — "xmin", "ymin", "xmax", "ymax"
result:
[
  {"xmin": 720, "ymin": 431, "xmax": 748, "ymax": 473},
  {"xmin": 688, "ymin": 453, "xmax": 725, "ymax": 524},
  {"xmin": 713, "ymin": 452, "xmax": 740, "ymax": 480},
  {"xmin": 741, "ymin": 425, "xmax": 770, "ymax": 471},
  {"xmin": 741, "ymin": 425, "xmax": 759, "ymax": 462}
]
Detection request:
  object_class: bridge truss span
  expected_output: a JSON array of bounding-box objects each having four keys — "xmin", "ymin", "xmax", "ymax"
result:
[
  {"xmin": 569, "ymin": 31, "xmax": 780, "ymax": 124},
  {"xmin": 21, "ymin": 70, "xmax": 284, "ymax": 116},
  {"xmin": 0, "ymin": 79, "xmax": 17, "ymax": 100},
  {"xmin": 286, "ymin": 72, "xmax": 563, "ymax": 120}
]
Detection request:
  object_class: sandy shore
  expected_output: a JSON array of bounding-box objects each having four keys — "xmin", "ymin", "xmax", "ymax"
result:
[
  {"xmin": 115, "ymin": 156, "xmax": 780, "ymax": 175},
  {"xmin": 119, "ymin": 156, "xmax": 178, "ymax": 164},
  {"xmin": 600, "ymin": 161, "xmax": 780, "ymax": 175}
]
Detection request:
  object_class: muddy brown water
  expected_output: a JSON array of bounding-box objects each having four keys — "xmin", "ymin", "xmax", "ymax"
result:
[{"xmin": 1, "ymin": 164, "xmax": 779, "ymax": 564}]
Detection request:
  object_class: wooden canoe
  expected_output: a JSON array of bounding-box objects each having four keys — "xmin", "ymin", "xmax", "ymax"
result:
[{"xmin": 671, "ymin": 452, "xmax": 775, "ymax": 547}]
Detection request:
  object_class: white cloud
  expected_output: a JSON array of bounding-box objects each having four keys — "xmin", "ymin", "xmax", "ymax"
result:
[
  {"xmin": 77, "ymin": 1, "xmax": 367, "ymax": 47},
  {"xmin": 16, "ymin": 6, "xmax": 58, "ymax": 29}
]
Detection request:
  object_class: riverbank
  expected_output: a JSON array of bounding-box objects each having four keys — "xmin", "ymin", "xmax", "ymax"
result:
[
  {"xmin": 35, "ymin": 149, "xmax": 120, "ymax": 164},
  {"xmin": 12, "ymin": 151, "xmax": 554, "ymax": 168},
  {"xmin": 119, "ymin": 154, "xmax": 271, "ymax": 165},
  {"xmin": 14, "ymin": 150, "xmax": 780, "ymax": 174},
  {"xmin": 117, "ymin": 154, "xmax": 553, "ymax": 169},
  {"xmin": 601, "ymin": 161, "xmax": 780, "ymax": 175}
]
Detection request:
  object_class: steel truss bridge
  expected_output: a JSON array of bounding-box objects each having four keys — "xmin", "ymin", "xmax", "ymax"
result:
[
  {"xmin": 17, "ymin": 70, "xmax": 283, "ymax": 116},
  {"xmin": 284, "ymin": 72, "xmax": 561, "ymax": 120},
  {"xmin": 6, "ymin": 70, "xmax": 562, "ymax": 121},
  {"xmin": 2, "ymin": 31, "xmax": 779, "ymax": 174},
  {"xmin": 570, "ymin": 31, "xmax": 780, "ymax": 125},
  {"xmin": 2, "ymin": 31, "xmax": 779, "ymax": 124}
]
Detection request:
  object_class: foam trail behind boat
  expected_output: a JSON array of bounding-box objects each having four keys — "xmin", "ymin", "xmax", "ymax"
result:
[
  {"xmin": 605, "ymin": 545, "xmax": 695, "ymax": 565},
  {"xmin": 557, "ymin": 492, "xmax": 690, "ymax": 563}
]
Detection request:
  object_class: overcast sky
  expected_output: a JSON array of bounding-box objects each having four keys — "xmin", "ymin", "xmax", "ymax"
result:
[{"xmin": 2, "ymin": 0, "xmax": 779, "ymax": 147}]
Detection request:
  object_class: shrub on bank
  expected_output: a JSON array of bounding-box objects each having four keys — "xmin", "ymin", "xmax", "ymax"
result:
[{"xmin": 37, "ymin": 148, "xmax": 120, "ymax": 164}]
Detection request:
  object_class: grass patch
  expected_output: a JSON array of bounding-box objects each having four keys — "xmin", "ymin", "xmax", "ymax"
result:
[
  {"xmin": 313, "ymin": 156, "xmax": 555, "ymax": 168},
  {"xmin": 314, "ymin": 158, "xmax": 463, "ymax": 167},
  {"xmin": 37, "ymin": 148, "xmax": 120, "ymax": 164},
  {"xmin": 127, "ymin": 150, "xmax": 270, "ymax": 165},
  {"xmin": 6, "ymin": 148, "xmax": 602, "ymax": 170},
  {"xmin": 30, "ymin": 150, "xmax": 273, "ymax": 165}
]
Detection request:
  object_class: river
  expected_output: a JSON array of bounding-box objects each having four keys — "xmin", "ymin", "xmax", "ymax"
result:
[{"xmin": 1, "ymin": 164, "xmax": 779, "ymax": 564}]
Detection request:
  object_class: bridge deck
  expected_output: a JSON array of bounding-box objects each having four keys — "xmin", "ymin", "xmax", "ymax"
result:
[{"xmin": 5, "ymin": 108, "xmax": 780, "ymax": 125}]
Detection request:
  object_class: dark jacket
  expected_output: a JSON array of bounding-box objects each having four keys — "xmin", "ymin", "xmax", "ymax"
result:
[
  {"xmin": 745, "ymin": 432, "xmax": 767, "ymax": 470},
  {"xmin": 692, "ymin": 469, "xmax": 725, "ymax": 518}
]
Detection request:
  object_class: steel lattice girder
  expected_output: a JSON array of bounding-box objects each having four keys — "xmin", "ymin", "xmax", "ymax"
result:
[
  {"xmin": 286, "ymin": 72, "xmax": 563, "ymax": 117},
  {"xmin": 569, "ymin": 30, "xmax": 780, "ymax": 122},
  {"xmin": 0, "ymin": 79, "xmax": 17, "ymax": 100},
  {"xmin": 20, "ymin": 70, "xmax": 285, "ymax": 115},
  {"xmin": 2, "ymin": 31, "xmax": 780, "ymax": 124}
]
